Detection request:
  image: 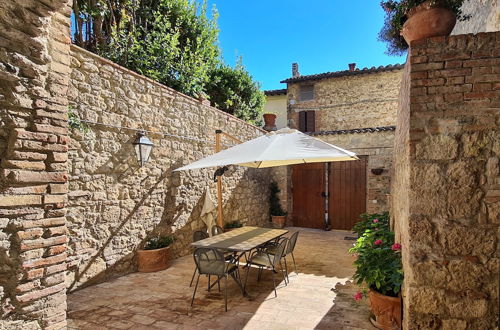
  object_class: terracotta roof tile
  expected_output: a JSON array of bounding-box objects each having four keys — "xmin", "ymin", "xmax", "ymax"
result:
[
  {"xmin": 264, "ymin": 88, "xmax": 287, "ymax": 96},
  {"xmin": 280, "ymin": 64, "xmax": 404, "ymax": 84},
  {"xmin": 309, "ymin": 126, "xmax": 396, "ymax": 136}
]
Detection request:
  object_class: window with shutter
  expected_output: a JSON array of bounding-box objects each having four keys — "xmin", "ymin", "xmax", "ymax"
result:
[
  {"xmin": 299, "ymin": 85, "xmax": 314, "ymax": 101},
  {"xmin": 298, "ymin": 111, "xmax": 315, "ymax": 133}
]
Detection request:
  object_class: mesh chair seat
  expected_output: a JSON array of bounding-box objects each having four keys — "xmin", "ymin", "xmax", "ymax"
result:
[{"xmin": 247, "ymin": 252, "xmax": 273, "ymax": 268}]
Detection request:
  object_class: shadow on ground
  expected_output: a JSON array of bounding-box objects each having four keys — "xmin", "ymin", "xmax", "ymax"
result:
[{"xmin": 67, "ymin": 228, "xmax": 373, "ymax": 329}]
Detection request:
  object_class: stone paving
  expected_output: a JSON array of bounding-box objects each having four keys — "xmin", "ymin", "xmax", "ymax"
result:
[{"xmin": 67, "ymin": 228, "xmax": 373, "ymax": 329}]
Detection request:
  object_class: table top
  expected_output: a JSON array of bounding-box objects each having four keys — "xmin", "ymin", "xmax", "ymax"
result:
[{"xmin": 191, "ymin": 226, "xmax": 288, "ymax": 252}]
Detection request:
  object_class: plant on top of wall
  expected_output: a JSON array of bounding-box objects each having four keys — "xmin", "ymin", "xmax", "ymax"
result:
[
  {"xmin": 350, "ymin": 212, "xmax": 403, "ymax": 329},
  {"xmin": 379, "ymin": 0, "xmax": 470, "ymax": 56}
]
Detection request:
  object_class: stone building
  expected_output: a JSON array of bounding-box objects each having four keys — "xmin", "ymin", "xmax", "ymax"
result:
[
  {"xmin": 263, "ymin": 89, "xmax": 287, "ymax": 130},
  {"xmin": 264, "ymin": 63, "xmax": 404, "ymax": 230}
]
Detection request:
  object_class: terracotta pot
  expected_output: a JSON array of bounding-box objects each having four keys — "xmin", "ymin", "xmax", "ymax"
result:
[
  {"xmin": 400, "ymin": 0, "xmax": 456, "ymax": 46},
  {"xmin": 263, "ymin": 113, "xmax": 277, "ymax": 131},
  {"xmin": 368, "ymin": 289, "xmax": 402, "ymax": 330},
  {"xmin": 137, "ymin": 246, "xmax": 171, "ymax": 273},
  {"xmin": 271, "ymin": 215, "xmax": 286, "ymax": 228}
]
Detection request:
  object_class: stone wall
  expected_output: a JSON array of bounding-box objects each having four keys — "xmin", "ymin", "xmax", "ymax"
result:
[
  {"xmin": 0, "ymin": 0, "xmax": 72, "ymax": 329},
  {"xmin": 65, "ymin": 46, "xmax": 272, "ymax": 291},
  {"xmin": 316, "ymin": 131, "xmax": 395, "ymax": 214},
  {"xmin": 393, "ymin": 33, "xmax": 499, "ymax": 328},
  {"xmin": 452, "ymin": 0, "xmax": 500, "ymax": 35},
  {"xmin": 287, "ymin": 69, "xmax": 403, "ymax": 131}
]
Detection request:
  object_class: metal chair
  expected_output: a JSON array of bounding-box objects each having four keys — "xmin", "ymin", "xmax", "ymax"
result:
[
  {"xmin": 267, "ymin": 231, "xmax": 299, "ymax": 282},
  {"xmin": 191, "ymin": 248, "xmax": 240, "ymax": 312},
  {"xmin": 189, "ymin": 231, "xmax": 208, "ymax": 287},
  {"xmin": 211, "ymin": 225, "xmax": 224, "ymax": 236},
  {"xmin": 244, "ymin": 238, "xmax": 288, "ymax": 298}
]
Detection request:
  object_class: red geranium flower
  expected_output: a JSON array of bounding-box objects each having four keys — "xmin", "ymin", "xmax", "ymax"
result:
[
  {"xmin": 354, "ymin": 292, "xmax": 363, "ymax": 301},
  {"xmin": 391, "ymin": 243, "xmax": 401, "ymax": 251},
  {"xmin": 374, "ymin": 239, "xmax": 382, "ymax": 246},
  {"xmin": 373, "ymin": 219, "xmax": 379, "ymax": 223}
]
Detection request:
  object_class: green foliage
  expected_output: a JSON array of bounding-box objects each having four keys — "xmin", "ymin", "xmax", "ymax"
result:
[
  {"xmin": 72, "ymin": 0, "xmax": 264, "ymax": 123},
  {"xmin": 352, "ymin": 212, "xmax": 390, "ymax": 237},
  {"xmin": 144, "ymin": 235, "xmax": 174, "ymax": 250},
  {"xmin": 379, "ymin": 0, "xmax": 470, "ymax": 56},
  {"xmin": 224, "ymin": 221, "xmax": 243, "ymax": 229},
  {"xmin": 99, "ymin": 0, "xmax": 220, "ymax": 97},
  {"xmin": 269, "ymin": 181, "xmax": 286, "ymax": 217},
  {"xmin": 205, "ymin": 59, "xmax": 265, "ymax": 125},
  {"xmin": 68, "ymin": 106, "xmax": 89, "ymax": 133},
  {"xmin": 349, "ymin": 212, "xmax": 403, "ymax": 297}
]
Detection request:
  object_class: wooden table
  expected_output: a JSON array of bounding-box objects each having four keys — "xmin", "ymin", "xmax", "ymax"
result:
[
  {"xmin": 191, "ymin": 226, "xmax": 289, "ymax": 297},
  {"xmin": 191, "ymin": 226, "xmax": 288, "ymax": 252}
]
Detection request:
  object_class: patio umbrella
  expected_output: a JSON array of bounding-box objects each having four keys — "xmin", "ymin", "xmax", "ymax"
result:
[
  {"xmin": 175, "ymin": 128, "xmax": 357, "ymax": 171},
  {"xmin": 175, "ymin": 128, "xmax": 357, "ymax": 226},
  {"xmin": 200, "ymin": 187, "xmax": 216, "ymax": 236}
]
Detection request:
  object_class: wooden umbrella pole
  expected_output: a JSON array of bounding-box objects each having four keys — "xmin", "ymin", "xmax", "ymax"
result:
[{"xmin": 215, "ymin": 130, "xmax": 223, "ymax": 227}]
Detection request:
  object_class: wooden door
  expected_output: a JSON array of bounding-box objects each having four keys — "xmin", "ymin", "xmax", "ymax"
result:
[
  {"xmin": 291, "ymin": 163, "xmax": 325, "ymax": 229},
  {"xmin": 328, "ymin": 158, "xmax": 367, "ymax": 230}
]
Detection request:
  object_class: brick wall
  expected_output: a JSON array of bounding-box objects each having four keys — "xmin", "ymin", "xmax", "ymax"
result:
[
  {"xmin": 0, "ymin": 0, "xmax": 72, "ymax": 329},
  {"xmin": 393, "ymin": 32, "xmax": 499, "ymax": 328},
  {"xmin": 65, "ymin": 46, "xmax": 273, "ymax": 291}
]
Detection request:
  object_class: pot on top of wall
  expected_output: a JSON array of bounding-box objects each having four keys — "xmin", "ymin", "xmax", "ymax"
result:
[
  {"xmin": 263, "ymin": 113, "xmax": 277, "ymax": 132},
  {"xmin": 137, "ymin": 235, "xmax": 174, "ymax": 272},
  {"xmin": 379, "ymin": 0, "xmax": 470, "ymax": 56},
  {"xmin": 269, "ymin": 181, "xmax": 287, "ymax": 228}
]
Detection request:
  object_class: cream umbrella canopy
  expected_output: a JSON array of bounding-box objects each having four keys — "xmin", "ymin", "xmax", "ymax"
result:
[
  {"xmin": 174, "ymin": 128, "xmax": 357, "ymax": 227},
  {"xmin": 175, "ymin": 128, "xmax": 357, "ymax": 171}
]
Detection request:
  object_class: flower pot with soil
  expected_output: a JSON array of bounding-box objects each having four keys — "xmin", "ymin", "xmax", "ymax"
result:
[
  {"xmin": 350, "ymin": 212, "xmax": 403, "ymax": 329},
  {"xmin": 137, "ymin": 235, "xmax": 174, "ymax": 273},
  {"xmin": 379, "ymin": 0, "xmax": 470, "ymax": 56},
  {"xmin": 269, "ymin": 181, "xmax": 287, "ymax": 228}
]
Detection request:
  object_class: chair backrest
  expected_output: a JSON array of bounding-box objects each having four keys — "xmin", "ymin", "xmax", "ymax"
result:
[
  {"xmin": 286, "ymin": 231, "xmax": 299, "ymax": 255},
  {"xmin": 193, "ymin": 247, "xmax": 225, "ymax": 276},
  {"xmin": 211, "ymin": 225, "xmax": 224, "ymax": 236},
  {"xmin": 270, "ymin": 238, "xmax": 287, "ymax": 267},
  {"xmin": 193, "ymin": 230, "xmax": 208, "ymax": 242}
]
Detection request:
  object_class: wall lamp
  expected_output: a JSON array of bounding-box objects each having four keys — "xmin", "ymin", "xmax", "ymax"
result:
[{"xmin": 133, "ymin": 131, "xmax": 154, "ymax": 166}]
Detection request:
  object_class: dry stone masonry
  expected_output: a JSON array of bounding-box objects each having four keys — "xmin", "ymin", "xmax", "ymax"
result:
[
  {"xmin": 65, "ymin": 46, "xmax": 272, "ymax": 291},
  {"xmin": 0, "ymin": 0, "xmax": 72, "ymax": 328},
  {"xmin": 392, "ymin": 32, "xmax": 499, "ymax": 329}
]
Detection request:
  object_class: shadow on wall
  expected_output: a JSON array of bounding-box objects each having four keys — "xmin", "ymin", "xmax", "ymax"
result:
[{"xmin": 67, "ymin": 143, "xmax": 270, "ymax": 292}]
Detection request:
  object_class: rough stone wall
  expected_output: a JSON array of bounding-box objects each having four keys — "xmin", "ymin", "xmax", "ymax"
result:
[
  {"xmin": 452, "ymin": 0, "xmax": 500, "ymax": 35},
  {"xmin": 65, "ymin": 46, "xmax": 272, "ymax": 291},
  {"xmin": 318, "ymin": 131, "xmax": 394, "ymax": 214},
  {"xmin": 393, "ymin": 33, "xmax": 499, "ymax": 329},
  {"xmin": 0, "ymin": 0, "xmax": 72, "ymax": 329},
  {"xmin": 287, "ymin": 70, "xmax": 403, "ymax": 131}
]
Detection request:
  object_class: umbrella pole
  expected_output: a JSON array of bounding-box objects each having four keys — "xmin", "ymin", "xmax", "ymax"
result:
[{"xmin": 215, "ymin": 130, "xmax": 223, "ymax": 227}]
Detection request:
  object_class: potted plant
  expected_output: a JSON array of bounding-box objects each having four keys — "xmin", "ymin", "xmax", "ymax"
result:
[
  {"xmin": 350, "ymin": 213, "xmax": 403, "ymax": 329},
  {"xmin": 269, "ymin": 181, "xmax": 287, "ymax": 228},
  {"xmin": 224, "ymin": 220, "xmax": 243, "ymax": 232},
  {"xmin": 379, "ymin": 0, "xmax": 470, "ymax": 55},
  {"xmin": 137, "ymin": 235, "xmax": 174, "ymax": 273}
]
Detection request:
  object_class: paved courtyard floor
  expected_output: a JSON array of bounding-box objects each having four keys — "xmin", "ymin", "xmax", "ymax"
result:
[{"xmin": 67, "ymin": 228, "xmax": 373, "ymax": 329}]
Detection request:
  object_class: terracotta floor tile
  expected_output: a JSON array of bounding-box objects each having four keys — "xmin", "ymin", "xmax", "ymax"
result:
[{"xmin": 67, "ymin": 228, "xmax": 373, "ymax": 329}]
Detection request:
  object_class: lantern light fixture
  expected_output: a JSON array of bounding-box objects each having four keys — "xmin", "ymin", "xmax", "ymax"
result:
[{"xmin": 133, "ymin": 131, "xmax": 154, "ymax": 166}]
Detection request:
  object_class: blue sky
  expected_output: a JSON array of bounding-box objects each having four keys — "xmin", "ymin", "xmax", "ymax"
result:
[{"xmin": 204, "ymin": 0, "xmax": 407, "ymax": 90}]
